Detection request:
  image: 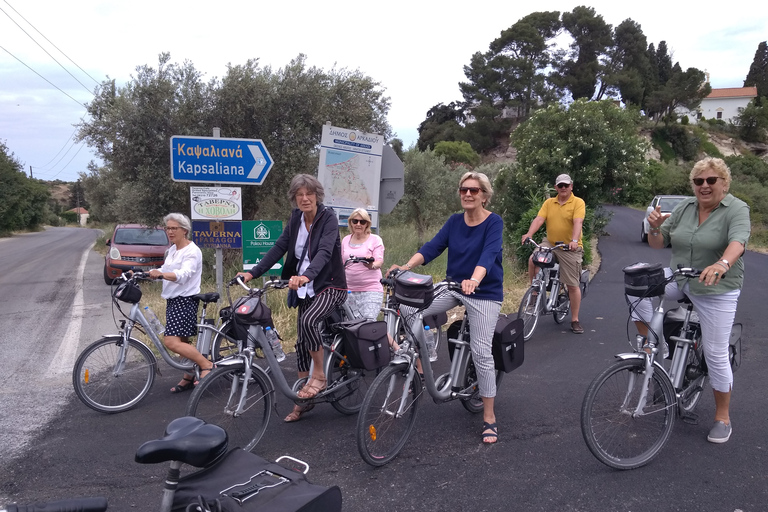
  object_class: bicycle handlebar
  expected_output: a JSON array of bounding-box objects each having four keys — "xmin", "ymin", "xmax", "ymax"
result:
[
  {"xmin": 524, "ymin": 238, "xmax": 569, "ymax": 251},
  {"xmin": 229, "ymin": 275, "xmax": 290, "ymax": 292},
  {"xmin": 345, "ymin": 256, "xmax": 375, "ymax": 267}
]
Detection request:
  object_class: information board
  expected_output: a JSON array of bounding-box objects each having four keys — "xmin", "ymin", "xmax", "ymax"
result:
[{"xmin": 242, "ymin": 220, "xmax": 283, "ymax": 272}]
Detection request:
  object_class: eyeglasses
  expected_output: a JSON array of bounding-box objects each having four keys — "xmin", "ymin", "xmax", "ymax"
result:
[
  {"xmin": 349, "ymin": 219, "xmax": 367, "ymax": 225},
  {"xmin": 459, "ymin": 187, "xmax": 481, "ymax": 196},
  {"xmin": 692, "ymin": 176, "xmax": 722, "ymax": 186},
  {"xmin": 556, "ymin": 183, "xmax": 571, "ymax": 189},
  {"xmin": 164, "ymin": 226, "xmax": 181, "ymax": 232}
]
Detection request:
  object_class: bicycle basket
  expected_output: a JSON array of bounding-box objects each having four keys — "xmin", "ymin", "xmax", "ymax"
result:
[
  {"xmin": 233, "ymin": 293, "xmax": 273, "ymax": 325},
  {"xmin": 114, "ymin": 280, "xmax": 142, "ymax": 303},
  {"xmin": 532, "ymin": 249, "xmax": 556, "ymax": 269},
  {"xmin": 393, "ymin": 270, "xmax": 434, "ymax": 309},
  {"xmin": 623, "ymin": 262, "xmax": 665, "ymax": 297}
]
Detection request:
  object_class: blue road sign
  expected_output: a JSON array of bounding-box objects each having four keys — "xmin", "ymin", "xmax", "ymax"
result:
[{"xmin": 170, "ymin": 136, "xmax": 273, "ymax": 185}]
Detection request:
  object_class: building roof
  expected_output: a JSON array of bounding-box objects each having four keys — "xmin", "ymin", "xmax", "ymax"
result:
[
  {"xmin": 67, "ymin": 207, "xmax": 89, "ymax": 214},
  {"xmin": 706, "ymin": 87, "xmax": 758, "ymax": 99}
]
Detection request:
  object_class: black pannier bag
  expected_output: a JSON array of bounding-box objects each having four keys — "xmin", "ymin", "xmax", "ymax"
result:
[
  {"xmin": 446, "ymin": 314, "xmax": 524, "ymax": 373},
  {"xmin": 623, "ymin": 262, "xmax": 666, "ymax": 297},
  {"xmin": 172, "ymin": 448, "xmax": 342, "ymax": 512},
  {"xmin": 393, "ymin": 271, "xmax": 434, "ymax": 309},
  {"xmin": 114, "ymin": 280, "xmax": 142, "ymax": 303},
  {"xmin": 342, "ymin": 320, "xmax": 390, "ymax": 370},
  {"xmin": 532, "ymin": 249, "xmax": 556, "ymax": 268}
]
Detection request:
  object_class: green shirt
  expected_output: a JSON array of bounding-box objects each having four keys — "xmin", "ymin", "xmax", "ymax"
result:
[{"xmin": 661, "ymin": 193, "xmax": 750, "ymax": 295}]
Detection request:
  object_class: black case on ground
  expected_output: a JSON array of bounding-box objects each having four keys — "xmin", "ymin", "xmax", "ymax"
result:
[{"xmin": 172, "ymin": 448, "xmax": 342, "ymax": 512}]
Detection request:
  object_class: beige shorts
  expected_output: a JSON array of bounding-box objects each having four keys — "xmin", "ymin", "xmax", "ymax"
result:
[{"xmin": 541, "ymin": 240, "xmax": 583, "ymax": 287}]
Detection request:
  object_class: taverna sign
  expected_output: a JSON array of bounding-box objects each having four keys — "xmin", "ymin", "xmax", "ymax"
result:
[{"xmin": 190, "ymin": 186, "xmax": 242, "ymax": 221}]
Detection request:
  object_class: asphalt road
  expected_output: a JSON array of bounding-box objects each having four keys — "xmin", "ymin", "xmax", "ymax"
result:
[{"xmin": 1, "ymin": 211, "xmax": 766, "ymax": 512}]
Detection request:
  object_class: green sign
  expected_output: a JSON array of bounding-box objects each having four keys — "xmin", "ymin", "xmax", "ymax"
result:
[{"xmin": 242, "ymin": 220, "xmax": 283, "ymax": 273}]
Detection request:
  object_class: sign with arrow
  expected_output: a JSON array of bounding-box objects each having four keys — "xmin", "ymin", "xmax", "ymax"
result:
[{"xmin": 170, "ymin": 136, "xmax": 273, "ymax": 185}]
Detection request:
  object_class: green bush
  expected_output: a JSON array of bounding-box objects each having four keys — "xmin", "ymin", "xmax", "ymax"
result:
[{"xmin": 60, "ymin": 211, "xmax": 78, "ymax": 224}]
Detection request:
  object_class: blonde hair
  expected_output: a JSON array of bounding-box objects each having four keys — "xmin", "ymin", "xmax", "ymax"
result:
[
  {"xmin": 347, "ymin": 208, "xmax": 372, "ymax": 235},
  {"xmin": 459, "ymin": 171, "xmax": 494, "ymax": 206},
  {"xmin": 690, "ymin": 157, "xmax": 732, "ymax": 192}
]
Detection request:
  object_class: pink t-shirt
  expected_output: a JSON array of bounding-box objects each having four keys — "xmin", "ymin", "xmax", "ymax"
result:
[{"xmin": 341, "ymin": 234, "xmax": 384, "ymax": 292}]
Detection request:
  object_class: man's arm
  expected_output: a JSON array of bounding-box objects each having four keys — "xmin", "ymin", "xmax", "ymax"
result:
[{"xmin": 522, "ymin": 216, "xmax": 546, "ymax": 244}]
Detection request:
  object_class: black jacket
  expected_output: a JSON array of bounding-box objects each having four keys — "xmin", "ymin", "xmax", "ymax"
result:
[{"xmin": 248, "ymin": 204, "xmax": 347, "ymax": 293}]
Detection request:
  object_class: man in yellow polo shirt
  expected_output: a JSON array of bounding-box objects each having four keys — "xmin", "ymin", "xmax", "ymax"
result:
[{"xmin": 522, "ymin": 174, "xmax": 586, "ymax": 334}]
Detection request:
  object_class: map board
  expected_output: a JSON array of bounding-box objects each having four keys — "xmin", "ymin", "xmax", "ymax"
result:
[{"xmin": 317, "ymin": 124, "xmax": 383, "ymax": 227}]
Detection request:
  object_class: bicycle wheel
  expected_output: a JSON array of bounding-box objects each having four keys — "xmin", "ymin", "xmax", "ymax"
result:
[
  {"xmin": 73, "ymin": 337, "xmax": 156, "ymax": 413},
  {"xmin": 517, "ymin": 287, "xmax": 541, "ymax": 341},
  {"xmin": 552, "ymin": 288, "xmax": 569, "ymax": 324},
  {"xmin": 680, "ymin": 332, "xmax": 708, "ymax": 414},
  {"xmin": 210, "ymin": 321, "xmax": 241, "ymax": 361},
  {"xmin": 327, "ymin": 338, "xmax": 376, "ymax": 415},
  {"xmin": 186, "ymin": 363, "xmax": 274, "ymax": 452},
  {"xmin": 581, "ymin": 358, "xmax": 676, "ymax": 470},
  {"xmin": 357, "ymin": 363, "xmax": 421, "ymax": 466}
]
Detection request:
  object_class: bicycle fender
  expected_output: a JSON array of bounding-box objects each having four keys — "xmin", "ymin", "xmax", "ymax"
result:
[{"xmin": 614, "ymin": 352, "xmax": 670, "ymax": 379}]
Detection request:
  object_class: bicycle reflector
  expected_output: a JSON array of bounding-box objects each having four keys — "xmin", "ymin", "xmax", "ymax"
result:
[
  {"xmin": 369, "ymin": 424, "xmax": 377, "ymax": 441},
  {"xmin": 84, "ymin": 369, "xmax": 90, "ymax": 384}
]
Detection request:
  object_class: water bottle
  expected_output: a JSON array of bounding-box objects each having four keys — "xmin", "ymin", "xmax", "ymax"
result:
[
  {"xmin": 424, "ymin": 325, "xmax": 437, "ymax": 362},
  {"xmin": 265, "ymin": 326, "xmax": 286, "ymax": 362},
  {"xmin": 143, "ymin": 306, "xmax": 164, "ymax": 335}
]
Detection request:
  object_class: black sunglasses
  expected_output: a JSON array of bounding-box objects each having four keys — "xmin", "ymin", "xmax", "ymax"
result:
[
  {"xmin": 556, "ymin": 183, "xmax": 571, "ymax": 189},
  {"xmin": 459, "ymin": 186, "xmax": 481, "ymax": 195},
  {"xmin": 692, "ymin": 176, "xmax": 721, "ymax": 186},
  {"xmin": 349, "ymin": 218, "xmax": 367, "ymax": 225}
]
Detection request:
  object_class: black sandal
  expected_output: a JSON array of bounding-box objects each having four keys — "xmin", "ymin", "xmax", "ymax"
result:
[
  {"xmin": 170, "ymin": 375, "xmax": 194, "ymax": 394},
  {"xmin": 482, "ymin": 422, "xmax": 498, "ymax": 444}
]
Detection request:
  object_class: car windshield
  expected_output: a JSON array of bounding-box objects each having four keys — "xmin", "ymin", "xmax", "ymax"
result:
[
  {"xmin": 113, "ymin": 228, "xmax": 169, "ymax": 246},
  {"xmin": 658, "ymin": 197, "xmax": 686, "ymax": 212}
]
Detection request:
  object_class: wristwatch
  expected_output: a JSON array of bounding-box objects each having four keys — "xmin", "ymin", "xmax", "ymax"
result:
[{"xmin": 571, "ymin": 239, "xmax": 578, "ymax": 243}]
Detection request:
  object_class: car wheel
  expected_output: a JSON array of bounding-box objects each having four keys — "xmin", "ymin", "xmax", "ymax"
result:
[
  {"xmin": 640, "ymin": 223, "xmax": 648, "ymax": 243},
  {"xmin": 104, "ymin": 264, "xmax": 116, "ymax": 285}
]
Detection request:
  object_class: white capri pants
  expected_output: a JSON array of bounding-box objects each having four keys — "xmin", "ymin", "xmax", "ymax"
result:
[
  {"xmin": 628, "ymin": 268, "xmax": 740, "ymax": 393},
  {"xmin": 402, "ymin": 292, "xmax": 501, "ymax": 398}
]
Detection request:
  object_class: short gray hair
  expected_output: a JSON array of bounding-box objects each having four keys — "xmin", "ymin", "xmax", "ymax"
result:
[
  {"xmin": 288, "ymin": 174, "xmax": 325, "ymax": 206},
  {"xmin": 163, "ymin": 213, "xmax": 192, "ymax": 238}
]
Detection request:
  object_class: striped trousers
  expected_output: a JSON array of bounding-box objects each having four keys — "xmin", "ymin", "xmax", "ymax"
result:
[{"xmin": 295, "ymin": 288, "xmax": 347, "ymax": 372}]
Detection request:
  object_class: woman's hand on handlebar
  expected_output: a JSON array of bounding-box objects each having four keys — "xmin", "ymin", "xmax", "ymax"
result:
[
  {"xmin": 234, "ymin": 272, "xmax": 253, "ymax": 284},
  {"xmin": 288, "ymin": 275, "xmax": 309, "ymax": 291},
  {"xmin": 387, "ymin": 264, "xmax": 407, "ymax": 276},
  {"xmin": 461, "ymin": 279, "xmax": 478, "ymax": 295}
]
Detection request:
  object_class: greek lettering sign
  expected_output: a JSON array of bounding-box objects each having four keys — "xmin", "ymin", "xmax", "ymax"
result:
[
  {"xmin": 190, "ymin": 186, "xmax": 242, "ymax": 220},
  {"xmin": 191, "ymin": 221, "xmax": 243, "ymax": 249},
  {"xmin": 242, "ymin": 220, "xmax": 283, "ymax": 272},
  {"xmin": 170, "ymin": 136, "xmax": 273, "ymax": 185}
]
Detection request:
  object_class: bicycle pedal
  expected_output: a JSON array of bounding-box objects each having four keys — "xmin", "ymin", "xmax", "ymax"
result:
[{"xmin": 681, "ymin": 412, "xmax": 699, "ymax": 425}]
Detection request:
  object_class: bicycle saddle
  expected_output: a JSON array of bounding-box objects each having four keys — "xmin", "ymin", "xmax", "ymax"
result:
[
  {"xmin": 135, "ymin": 417, "xmax": 228, "ymax": 468},
  {"xmin": 192, "ymin": 292, "xmax": 220, "ymax": 304}
]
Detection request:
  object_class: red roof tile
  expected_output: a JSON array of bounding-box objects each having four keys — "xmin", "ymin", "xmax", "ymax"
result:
[{"xmin": 706, "ymin": 87, "xmax": 758, "ymax": 99}]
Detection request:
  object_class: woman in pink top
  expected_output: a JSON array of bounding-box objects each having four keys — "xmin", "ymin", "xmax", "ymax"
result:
[{"xmin": 341, "ymin": 208, "xmax": 384, "ymax": 320}]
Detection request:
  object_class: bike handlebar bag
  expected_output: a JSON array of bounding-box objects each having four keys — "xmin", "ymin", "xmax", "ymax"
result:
[
  {"xmin": 114, "ymin": 281, "xmax": 142, "ymax": 303},
  {"xmin": 532, "ymin": 249, "xmax": 556, "ymax": 268},
  {"xmin": 623, "ymin": 262, "xmax": 665, "ymax": 297},
  {"xmin": 393, "ymin": 271, "xmax": 434, "ymax": 309},
  {"xmin": 233, "ymin": 293, "xmax": 273, "ymax": 326},
  {"xmin": 341, "ymin": 319, "xmax": 391, "ymax": 370},
  {"xmin": 172, "ymin": 448, "xmax": 342, "ymax": 512}
]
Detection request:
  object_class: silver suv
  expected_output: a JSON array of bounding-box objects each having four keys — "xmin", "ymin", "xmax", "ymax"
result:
[{"xmin": 641, "ymin": 195, "xmax": 690, "ymax": 242}]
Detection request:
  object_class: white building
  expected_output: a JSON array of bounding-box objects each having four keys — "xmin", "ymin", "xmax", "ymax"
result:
[{"xmin": 682, "ymin": 86, "xmax": 758, "ymax": 124}]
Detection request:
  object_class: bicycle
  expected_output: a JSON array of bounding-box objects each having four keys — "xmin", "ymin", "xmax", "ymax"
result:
[
  {"xmin": 518, "ymin": 238, "xmax": 584, "ymax": 341},
  {"xmin": 1, "ymin": 416, "xmax": 340, "ymax": 512},
  {"xmin": 355, "ymin": 272, "xmax": 509, "ymax": 466},
  {"xmin": 580, "ymin": 264, "xmax": 741, "ymax": 470},
  {"xmin": 72, "ymin": 272, "xmax": 238, "ymax": 413},
  {"xmin": 185, "ymin": 276, "xmax": 378, "ymax": 451}
]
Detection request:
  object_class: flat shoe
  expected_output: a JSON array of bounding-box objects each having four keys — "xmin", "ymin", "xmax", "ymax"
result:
[
  {"xmin": 482, "ymin": 421, "xmax": 498, "ymax": 444},
  {"xmin": 284, "ymin": 403, "xmax": 315, "ymax": 423},
  {"xmin": 170, "ymin": 376, "xmax": 194, "ymax": 394},
  {"xmin": 707, "ymin": 420, "xmax": 732, "ymax": 443}
]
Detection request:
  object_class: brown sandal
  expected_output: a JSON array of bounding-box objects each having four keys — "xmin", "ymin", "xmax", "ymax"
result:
[
  {"xmin": 284, "ymin": 403, "xmax": 315, "ymax": 423},
  {"xmin": 297, "ymin": 377, "xmax": 327, "ymax": 399}
]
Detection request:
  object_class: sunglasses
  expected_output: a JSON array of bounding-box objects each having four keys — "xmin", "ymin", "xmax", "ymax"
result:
[
  {"xmin": 556, "ymin": 183, "xmax": 571, "ymax": 189},
  {"xmin": 349, "ymin": 219, "xmax": 367, "ymax": 225},
  {"xmin": 692, "ymin": 176, "xmax": 721, "ymax": 186},
  {"xmin": 459, "ymin": 187, "xmax": 481, "ymax": 195}
]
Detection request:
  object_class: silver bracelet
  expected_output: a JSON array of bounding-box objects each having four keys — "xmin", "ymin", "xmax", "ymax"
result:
[{"xmin": 470, "ymin": 278, "xmax": 480, "ymax": 284}]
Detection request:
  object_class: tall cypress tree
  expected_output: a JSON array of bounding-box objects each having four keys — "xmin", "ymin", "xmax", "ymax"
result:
[{"xmin": 744, "ymin": 41, "xmax": 768, "ymax": 99}]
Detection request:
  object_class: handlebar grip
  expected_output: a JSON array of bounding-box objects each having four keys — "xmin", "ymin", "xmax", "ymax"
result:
[{"xmin": 6, "ymin": 497, "xmax": 109, "ymax": 512}]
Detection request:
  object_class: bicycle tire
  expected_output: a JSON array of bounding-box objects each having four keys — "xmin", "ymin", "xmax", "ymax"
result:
[
  {"xmin": 517, "ymin": 287, "xmax": 541, "ymax": 341},
  {"xmin": 356, "ymin": 363, "xmax": 421, "ymax": 466},
  {"xmin": 326, "ymin": 336, "xmax": 375, "ymax": 415},
  {"xmin": 460, "ymin": 357, "xmax": 502, "ymax": 414},
  {"xmin": 72, "ymin": 337, "xmax": 156, "ymax": 413},
  {"xmin": 679, "ymin": 332, "xmax": 708, "ymax": 414},
  {"xmin": 553, "ymin": 288, "xmax": 569, "ymax": 324},
  {"xmin": 581, "ymin": 358, "xmax": 676, "ymax": 470},
  {"xmin": 210, "ymin": 320, "xmax": 241, "ymax": 361},
  {"xmin": 186, "ymin": 363, "xmax": 274, "ymax": 452}
]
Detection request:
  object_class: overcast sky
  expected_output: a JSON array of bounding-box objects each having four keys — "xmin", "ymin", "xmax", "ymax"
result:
[{"xmin": 2, "ymin": 0, "xmax": 766, "ymax": 183}]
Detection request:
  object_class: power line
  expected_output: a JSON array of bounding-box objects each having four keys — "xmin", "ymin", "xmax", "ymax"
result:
[
  {"xmin": 0, "ymin": 44, "xmax": 87, "ymax": 108},
  {"xmin": 0, "ymin": 4, "xmax": 95, "ymax": 95},
  {"xmin": 2, "ymin": 0, "xmax": 101, "ymax": 87}
]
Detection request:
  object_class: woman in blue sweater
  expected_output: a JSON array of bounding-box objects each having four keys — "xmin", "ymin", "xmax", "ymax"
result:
[{"xmin": 389, "ymin": 172, "xmax": 504, "ymax": 444}]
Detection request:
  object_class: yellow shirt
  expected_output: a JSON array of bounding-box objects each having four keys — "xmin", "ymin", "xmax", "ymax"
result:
[{"xmin": 537, "ymin": 193, "xmax": 586, "ymax": 247}]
